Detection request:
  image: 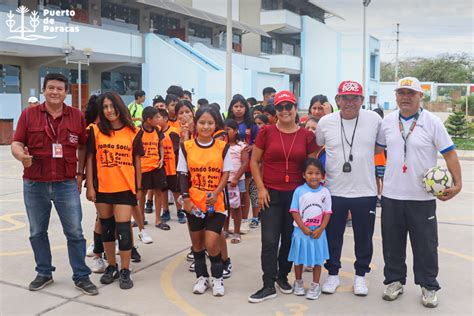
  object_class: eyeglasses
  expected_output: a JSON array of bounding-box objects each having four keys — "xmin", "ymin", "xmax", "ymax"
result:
[{"xmin": 275, "ymin": 103, "xmax": 294, "ymax": 112}]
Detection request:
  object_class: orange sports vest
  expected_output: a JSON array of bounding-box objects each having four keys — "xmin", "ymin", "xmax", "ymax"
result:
[
  {"xmin": 168, "ymin": 117, "xmax": 180, "ymax": 129},
  {"xmin": 92, "ymin": 124, "xmax": 138, "ymax": 194},
  {"xmin": 140, "ymin": 127, "xmax": 162, "ymax": 173},
  {"xmin": 182, "ymin": 139, "xmax": 229, "ymax": 213},
  {"xmin": 162, "ymin": 125, "xmax": 179, "ymax": 176}
]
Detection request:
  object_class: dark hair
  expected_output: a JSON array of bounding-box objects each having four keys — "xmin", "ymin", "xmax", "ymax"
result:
[
  {"xmin": 165, "ymin": 94, "xmax": 179, "ymax": 106},
  {"xmin": 309, "ymin": 94, "xmax": 329, "ymax": 114},
  {"xmin": 227, "ymin": 95, "xmax": 254, "ymax": 127},
  {"xmin": 262, "ymin": 105, "xmax": 276, "ymax": 116},
  {"xmin": 175, "ymin": 99, "xmax": 195, "ymax": 116},
  {"xmin": 156, "ymin": 108, "xmax": 169, "ymax": 119},
  {"xmin": 303, "ymin": 158, "xmax": 325, "ymax": 175},
  {"xmin": 166, "ymin": 85, "xmax": 184, "ymax": 98},
  {"xmin": 134, "ymin": 90, "xmax": 145, "ymax": 100},
  {"xmin": 153, "ymin": 95, "xmax": 165, "ymax": 105},
  {"xmin": 262, "ymin": 87, "xmax": 276, "ymax": 96},
  {"xmin": 184, "ymin": 90, "xmax": 192, "ymax": 99},
  {"xmin": 223, "ymin": 118, "xmax": 238, "ymax": 130},
  {"xmin": 373, "ymin": 107, "xmax": 384, "ymax": 119},
  {"xmin": 252, "ymin": 105, "xmax": 264, "ymax": 114},
  {"xmin": 254, "ymin": 114, "xmax": 269, "ymax": 125},
  {"xmin": 142, "ymin": 106, "xmax": 158, "ymax": 121},
  {"xmin": 209, "ymin": 102, "xmax": 221, "ymax": 111},
  {"xmin": 194, "ymin": 107, "xmax": 221, "ymax": 133},
  {"xmin": 305, "ymin": 116, "xmax": 319, "ymax": 125},
  {"xmin": 98, "ymin": 92, "xmax": 135, "ymax": 136},
  {"xmin": 247, "ymin": 97, "xmax": 258, "ymax": 106},
  {"xmin": 84, "ymin": 94, "xmax": 100, "ymax": 126},
  {"xmin": 42, "ymin": 73, "xmax": 68, "ymax": 91},
  {"xmin": 197, "ymin": 98, "xmax": 209, "ymax": 106}
]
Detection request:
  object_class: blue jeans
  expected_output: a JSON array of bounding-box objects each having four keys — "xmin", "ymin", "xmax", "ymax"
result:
[{"xmin": 23, "ymin": 180, "xmax": 91, "ymax": 282}]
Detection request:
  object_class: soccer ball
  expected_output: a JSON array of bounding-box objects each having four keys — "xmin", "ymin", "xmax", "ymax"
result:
[{"xmin": 423, "ymin": 166, "xmax": 453, "ymax": 196}]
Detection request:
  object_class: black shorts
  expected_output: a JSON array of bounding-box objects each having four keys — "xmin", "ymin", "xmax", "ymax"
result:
[
  {"xmin": 186, "ymin": 212, "xmax": 226, "ymax": 234},
  {"xmin": 162, "ymin": 175, "xmax": 179, "ymax": 192},
  {"xmin": 95, "ymin": 190, "xmax": 137, "ymax": 206},
  {"xmin": 142, "ymin": 168, "xmax": 167, "ymax": 190}
]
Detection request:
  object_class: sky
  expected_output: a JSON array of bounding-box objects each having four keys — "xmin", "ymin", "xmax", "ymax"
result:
[{"xmin": 313, "ymin": 0, "xmax": 473, "ymax": 62}]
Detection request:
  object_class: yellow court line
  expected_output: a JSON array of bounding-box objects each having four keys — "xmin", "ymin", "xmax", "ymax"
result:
[
  {"xmin": 0, "ymin": 212, "xmax": 26, "ymax": 232},
  {"xmin": 160, "ymin": 253, "xmax": 206, "ymax": 316},
  {"xmin": 438, "ymin": 247, "xmax": 474, "ymax": 262}
]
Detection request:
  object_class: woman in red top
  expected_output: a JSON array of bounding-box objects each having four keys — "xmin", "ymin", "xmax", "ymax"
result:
[{"xmin": 248, "ymin": 90, "xmax": 319, "ymax": 303}]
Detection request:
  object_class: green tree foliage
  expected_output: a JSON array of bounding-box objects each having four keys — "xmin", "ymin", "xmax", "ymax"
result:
[
  {"xmin": 445, "ymin": 111, "xmax": 469, "ymax": 139},
  {"xmin": 381, "ymin": 53, "xmax": 473, "ymax": 83}
]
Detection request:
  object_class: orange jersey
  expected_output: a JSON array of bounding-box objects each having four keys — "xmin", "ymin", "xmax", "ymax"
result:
[
  {"xmin": 138, "ymin": 127, "xmax": 163, "ymax": 173},
  {"xmin": 91, "ymin": 124, "xmax": 140, "ymax": 194},
  {"xmin": 168, "ymin": 117, "xmax": 180, "ymax": 129},
  {"xmin": 162, "ymin": 125, "xmax": 180, "ymax": 176},
  {"xmin": 374, "ymin": 150, "xmax": 386, "ymax": 167},
  {"xmin": 182, "ymin": 139, "xmax": 229, "ymax": 213}
]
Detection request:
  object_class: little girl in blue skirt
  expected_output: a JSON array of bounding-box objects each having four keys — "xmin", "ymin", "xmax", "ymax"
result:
[{"xmin": 288, "ymin": 158, "xmax": 332, "ymax": 300}]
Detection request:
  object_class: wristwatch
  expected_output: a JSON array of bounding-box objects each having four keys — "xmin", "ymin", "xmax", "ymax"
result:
[{"xmin": 136, "ymin": 187, "xmax": 144, "ymax": 191}]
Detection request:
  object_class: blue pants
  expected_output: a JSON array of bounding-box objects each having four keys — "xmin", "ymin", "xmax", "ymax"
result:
[
  {"xmin": 23, "ymin": 180, "xmax": 91, "ymax": 282},
  {"xmin": 324, "ymin": 196, "xmax": 377, "ymax": 276}
]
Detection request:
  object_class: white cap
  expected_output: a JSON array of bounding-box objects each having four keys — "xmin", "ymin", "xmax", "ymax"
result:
[
  {"xmin": 28, "ymin": 96, "xmax": 39, "ymax": 103},
  {"xmin": 395, "ymin": 77, "xmax": 422, "ymax": 92}
]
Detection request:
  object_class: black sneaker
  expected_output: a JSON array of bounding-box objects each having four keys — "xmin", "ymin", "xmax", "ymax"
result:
[
  {"xmin": 100, "ymin": 264, "xmax": 119, "ymax": 284},
  {"xmin": 223, "ymin": 258, "xmax": 232, "ymax": 279},
  {"xmin": 276, "ymin": 278, "xmax": 293, "ymax": 294},
  {"xmin": 145, "ymin": 200, "xmax": 154, "ymax": 214},
  {"xmin": 29, "ymin": 275, "xmax": 53, "ymax": 291},
  {"xmin": 131, "ymin": 247, "xmax": 141, "ymax": 262},
  {"xmin": 177, "ymin": 210, "xmax": 187, "ymax": 224},
  {"xmin": 75, "ymin": 278, "xmax": 98, "ymax": 296},
  {"xmin": 248, "ymin": 286, "xmax": 277, "ymax": 303},
  {"xmin": 188, "ymin": 261, "xmax": 195, "ymax": 272},
  {"xmin": 119, "ymin": 268, "xmax": 133, "ymax": 289},
  {"xmin": 186, "ymin": 249, "xmax": 194, "ymax": 262},
  {"xmin": 161, "ymin": 210, "xmax": 171, "ymax": 222}
]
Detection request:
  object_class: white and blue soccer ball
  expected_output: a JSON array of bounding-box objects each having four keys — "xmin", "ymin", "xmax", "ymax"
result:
[{"xmin": 423, "ymin": 166, "xmax": 453, "ymax": 196}]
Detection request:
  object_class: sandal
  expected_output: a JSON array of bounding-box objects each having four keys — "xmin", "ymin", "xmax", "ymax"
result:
[
  {"xmin": 231, "ymin": 233, "xmax": 241, "ymax": 244},
  {"xmin": 223, "ymin": 231, "xmax": 230, "ymax": 239},
  {"xmin": 155, "ymin": 222, "xmax": 170, "ymax": 231}
]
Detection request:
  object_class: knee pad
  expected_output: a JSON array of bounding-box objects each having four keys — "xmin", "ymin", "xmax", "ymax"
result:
[
  {"xmin": 209, "ymin": 253, "xmax": 223, "ymax": 278},
  {"xmin": 116, "ymin": 222, "xmax": 133, "ymax": 251},
  {"xmin": 93, "ymin": 231, "xmax": 104, "ymax": 254},
  {"xmin": 99, "ymin": 217, "xmax": 115, "ymax": 242}
]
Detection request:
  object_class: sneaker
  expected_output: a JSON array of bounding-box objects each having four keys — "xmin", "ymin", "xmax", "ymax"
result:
[
  {"xmin": 376, "ymin": 197, "xmax": 382, "ymax": 208},
  {"xmin": 223, "ymin": 259, "xmax": 232, "ymax": 279},
  {"xmin": 193, "ymin": 276, "xmax": 209, "ymax": 294},
  {"xmin": 100, "ymin": 264, "xmax": 119, "ymax": 284},
  {"xmin": 115, "ymin": 241, "xmax": 119, "ymax": 255},
  {"xmin": 346, "ymin": 220, "xmax": 352, "ymax": 227},
  {"xmin": 322, "ymin": 275, "xmax": 340, "ymax": 294},
  {"xmin": 189, "ymin": 261, "xmax": 195, "ymax": 272},
  {"xmin": 275, "ymin": 279, "xmax": 293, "ymax": 294},
  {"xmin": 177, "ymin": 210, "xmax": 187, "ymax": 224},
  {"xmin": 119, "ymin": 268, "xmax": 133, "ymax": 290},
  {"xmin": 421, "ymin": 287, "xmax": 438, "ymax": 308},
  {"xmin": 138, "ymin": 229, "xmax": 153, "ymax": 244},
  {"xmin": 353, "ymin": 275, "xmax": 368, "ymax": 296},
  {"xmin": 161, "ymin": 210, "xmax": 171, "ymax": 222},
  {"xmin": 306, "ymin": 282, "xmax": 322, "ymax": 300},
  {"xmin": 186, "ymin": 249, "xmax": 194, "ymax": 262},
  {"xmin": 249, "ymin": 218, "xmax": 259, "ymax": 228},
  {"xmin": 131, "ymin": 247, "xmax": 141, "ymax": 262},
  {"xmin": 75, "ymin": 278, "xmax": 98, "ymax": 296},
  {"xmin": 91, "ymin": 256, "xmax": 106, "ymax": 273},
  {"xmin": 145, "ymin": 200, "xmax": 154, "ymax": 214},
  {"xmin": 293, "ymin": 280, "xmax": 305, "ymax": 296},
  {"xmin": 211, "ymin": 277, "xmax": 225, "ymax": 296},
  {"xmin": 86, "ymin": 242, "xmax": 95, "ymax": 257},
  {"xmin": 29, "ymin": 275, "xmax": 53, "ymax": 291},
  {"xmin": 383, "ymin": 281, "xmax": 404, "ymax": 301},
  {"xmin": 304, "ymin": 266, "xmax": 313, "ymax": 272},
  {"xmin": 240, "ymin": 219, "xmax": 250, "ymax": 234},
  {"xmin": 248, "ymin": 286, "xmax": 277, "ymax": 303}
]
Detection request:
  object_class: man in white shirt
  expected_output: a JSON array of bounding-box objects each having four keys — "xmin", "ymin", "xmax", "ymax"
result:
[
  {"xmin": 376, "ymin": 77, "xmax": 462, "ymax": 308},
  {"xmin": 316, "ymin": 80, "xmax": 382, "ymax": 296}
]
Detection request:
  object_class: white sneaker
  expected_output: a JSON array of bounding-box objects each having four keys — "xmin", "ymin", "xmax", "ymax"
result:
[
  {"xmin": 306, "ymin": 282, "xmax": 322, "ymax": 300},
  {"xmin": 353, "ymin": 275, "xmax": 368, "ymax": 296},
  {"xmin": 115, "ymin": 241, "xmax": 120, "ymax": 255},
  {"xmin": 138, "ymin": 229, "xmax": 153, "ymax": 244},
  {"xmin": 421, "ymin": 287, "xmax": 438, "ymax": 308},
  {"xmin": 193, "ymin": 276, "xmax": 209, "ymax": 294},
  {"xmin": 211, "ymin": 277, "xmax": 225, "ymax": 296},
  {"xmin": 91, "ymin": 256, "xmax": 106, "ymax": 273},
  {"xmin": 86, "ymin": 242, "xmax": 95, "ymax": 257},
  {"xmin": 240, "ymin": 219, "xmax": 250, "ymax": 234},
  {"xmin": 322, "ymin": 275, "xmax": 340, "ymax": 294},
  {"xmin": 293, "ymin": 280, "xmax": 305, "ymax": 296},
  {"xmin": 383, "ymin": 281, "xmax": 404, "ymax": 301}
]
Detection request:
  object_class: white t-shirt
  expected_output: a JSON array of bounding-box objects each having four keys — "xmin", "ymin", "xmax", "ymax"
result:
[
  {"xmin": 316, "ymin": 110, "xmax": 382, "ymax": 197},
  {"xmin": 376, "ymin": 109, "xmax": 455, "ymax": 201},
  {"xmin": 289, "ymin": 183, "xmax": 332, "ymax": 227}
]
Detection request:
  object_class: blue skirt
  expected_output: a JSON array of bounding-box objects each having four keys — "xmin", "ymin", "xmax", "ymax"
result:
[{"xmin": 288, "ymin": 226, "xmax": 329, "ymax": 267}]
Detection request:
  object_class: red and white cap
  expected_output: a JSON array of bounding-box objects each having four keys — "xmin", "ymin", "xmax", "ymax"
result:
[
  {"xmin": 274, "ymin": 90, "xmax": 296, "ymax": 106},
  {"xmin": 337, "ymin": 80, "xmax": 364, "ymax": 96}
]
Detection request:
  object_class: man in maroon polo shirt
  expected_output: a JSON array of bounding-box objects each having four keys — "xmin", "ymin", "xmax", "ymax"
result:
[{"xmin": 11, "ymin": 73, "xmax": 98, "ymax": 295}]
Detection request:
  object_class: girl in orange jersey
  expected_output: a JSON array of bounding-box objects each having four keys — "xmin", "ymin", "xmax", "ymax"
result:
[
  {"xmin": 86, "ymin": 92, "xmax": 144, "ymax": 290},
  {"xmin": 177, "ymin": 107, "xmax": 231, "ymax": 296}
]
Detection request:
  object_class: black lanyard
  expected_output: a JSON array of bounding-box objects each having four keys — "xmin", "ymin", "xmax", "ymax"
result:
[
  {"xmin": 45, "ymin": 112, "xmax": 63, "ymax": 143},
  {"xmin": 398, "ymin": 111, "xmax": 420, "ymax": 173},
  {"xmin": 340, "ymin": 113, "xmax": 359, "ymax": 164}
]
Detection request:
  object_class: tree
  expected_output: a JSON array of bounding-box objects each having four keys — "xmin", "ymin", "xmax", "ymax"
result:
[{"xmin": 445, "ymin": 111, "xmax": 469, "ymax": 139}]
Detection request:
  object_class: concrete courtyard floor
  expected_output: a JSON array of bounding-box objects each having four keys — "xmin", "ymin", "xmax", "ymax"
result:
[{"xmin": 0, "ymin": 145, "xmax": 472, "ymax": 315}]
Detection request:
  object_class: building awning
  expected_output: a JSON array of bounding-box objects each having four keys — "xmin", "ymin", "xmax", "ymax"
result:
[{"xmin": 136, "ymin": 0, "xmax": 270, "ymax": 37}]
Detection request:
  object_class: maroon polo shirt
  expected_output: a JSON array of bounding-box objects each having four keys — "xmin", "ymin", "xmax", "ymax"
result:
[
  {"xmin": 254, "ymin": 124, "xmax": 318, "ymax": 191},
  {"xmin": 13, "ymin": 102, "xmax": 87, "ymax": 182}
]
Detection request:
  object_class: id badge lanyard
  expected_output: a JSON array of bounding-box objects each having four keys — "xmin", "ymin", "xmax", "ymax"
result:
[
  {"xmin": 398, "ymin": 111, "xmax": 420, "ymax": 173},
  {"xmin": 46, "ymin": 112, "xmax": 64, "ymax": 158}
]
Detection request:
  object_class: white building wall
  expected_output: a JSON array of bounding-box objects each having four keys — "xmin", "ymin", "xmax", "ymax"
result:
[{"xmin": 192, "ymin": 0, "xmax": 239, "ymax": 20}]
